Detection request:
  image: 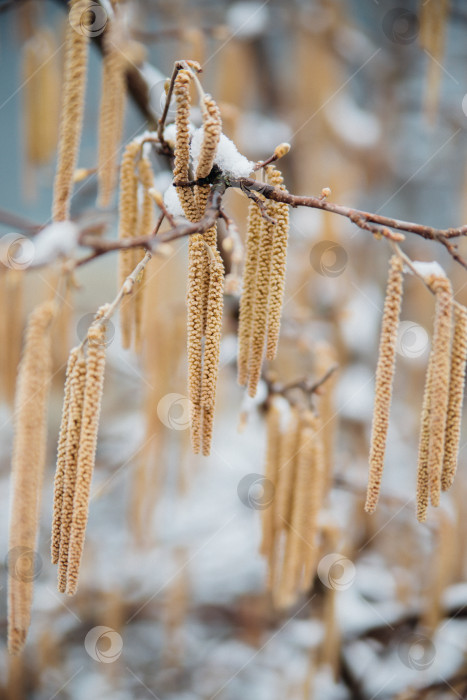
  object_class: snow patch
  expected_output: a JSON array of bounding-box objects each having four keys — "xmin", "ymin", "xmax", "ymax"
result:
[
  {"xmin": 191, "ymin": 129, "xmax": 254, "ymax": 178},
  {"xmin": 410, "ymin": 260, "xmax": 446, "ymax": 279},
  {"xmin": 32, "ymin": 221, "xmax": 80, "ymax": 265}
]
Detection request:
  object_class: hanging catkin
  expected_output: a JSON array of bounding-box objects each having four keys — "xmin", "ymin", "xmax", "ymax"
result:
[
  {"xmin": 195, "ymin": 95, "xmax": 222, "ymax": 331},
  {"xmin": 97, "ymin": 30, "xmax": 127, "ymax": 208},
  {"xmin": 247, "ymin": 204, "xmax": 275, "ymax": 397},
  {"xmin": 201, "ymin": 249, "xmax": 224, "ymax": 455},
  {"xmin": 237, "ymin": 200, "xmax": 263, "ymax": 386},
  {"xmin": 57, "ymin": 349, "xmax": 86, "ymax": 593},
  {"xmin": 117, "ymin": 139, "xmax": 140, "ymax": 349},
  {"xmin": 260, "ymin": 400, "xmax": 281, "ymax": 588},
  {"xmin": 265, "ymin": 166, "xmax": 289, "ymax": 361},
  {"xmin": 8, "ymin": 301, "xmax": 55, "ymax": 655},
  {"xmin": 174, "ymin": 69, "xmax": 198, "ymax": 222},
  {"xmin": 133, "ymin": 156, "xmax": 155, "ymax": 352},
  {"xmin": 2, "ymin": 270, "xmax": 24, "ymax": 406},
  {"xmin": 277, "ymin": 411, "xmax": 319, "ymax": 607},
  {"xmin": 66, "ymin": 322, "xmax": 107, "ymax": 595},
  {"xmin": 187, "ymin": 235, "xmax": 206, "ymax": 454},
  {"xmin": 417, "ymin": 351, "xmax": 433, "ymax": 522},
  {"xmin": 22, "ymin": 29, "xmax": 59, "ymax": 167},
  {"xmin": 194, "ymin": 95, "xmax": 222, "ymax": 214},
  {"xmin": 52, "ymin": 0, "xmax": 90, "ymax": 221},
  {"xmin": 365, "ymin": 256, "xmax": 404, "ymax": 514},
  {"xmin": 51, "ymin": 348, "xmax": 79, "ymax": 565},
  {"xmin": 427, "ymin": 276, "xmax": 453, "ymax": 506},
  {"xmin": 442, "ymin": 304, "xmax": 467, "ymax": 491},
  {"xmin": 273, "ymin": 408, "xmax": 300, "ymax": 535},
  {"xmin": 419, "ymin": 0, "xmax": 450, "ymax": 123}
]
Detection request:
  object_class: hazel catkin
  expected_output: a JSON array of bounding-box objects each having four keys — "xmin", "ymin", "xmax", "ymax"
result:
[
  {"xmin": 442, "ymin": 304, "xmax": 467, "ymax": 491},
  {"xmin": 66, "ymin": 322, "xmax": 107, "ymax": 595},
  {"xmin": 365, "ymin": 255, "xmax": 404, "ymax": 514}
]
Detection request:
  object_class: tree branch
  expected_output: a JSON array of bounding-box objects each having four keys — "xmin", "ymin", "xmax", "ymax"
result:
[{"xmin": 229, "ymin": 177, "xmax": 467, "ymax": 268}]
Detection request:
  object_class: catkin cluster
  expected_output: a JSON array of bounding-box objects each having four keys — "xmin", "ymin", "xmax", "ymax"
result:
[
  {"xmin": 8, "ymin": 301, "xmax": 55, "ymax": 655},
  {"xmin": 237, "ymin": 165, "xmax": 290, "ymax": 397},
  {"xmin": 52, "ymin": 0, "xmax": 91, "ymax": 221},
  {"xmin": 260, "ymin": 398, "xmax": 332, "ymax": 609},
  {"xmin": 416, "ymin": 277, "xmax": 466, "ymax": 521},
  {"xmin": 173, "ymin": 70, "xmax": 225, "ymax": 455},
  {"xmin": 51, "ymin": 317, "xmax": 108, "ymax": 595},
  {"xmin": 364, "ymin": 257, "xmax": 467, "ymax": 521},
  {"xmin": 117, "ymin": 141, "xmax": 154, "ymax": 350}
]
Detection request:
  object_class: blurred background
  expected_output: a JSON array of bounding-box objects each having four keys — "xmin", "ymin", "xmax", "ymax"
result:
[{"xmin": 1, "ymin": 0, "xmax": 467, "ymax": 698}]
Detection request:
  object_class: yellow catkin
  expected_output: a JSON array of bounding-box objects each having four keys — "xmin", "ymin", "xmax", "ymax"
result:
[
  {"xmin": 8, "ymin": 301, "xmax": 55, "ymax": 655},
  {"xmin": 237, "ymin": 202, "xmax": 263, "ymax": 386},
  {"xmin": 365, "ymin": 256, "xmax": 404, "ymax": 513},
  {"xmin": 57, "ymin": 349, "xmax": 87, "ymax": 593},
  {"xmin": 194, "ymin": 95, "xmax": 222, "ymax": 214},
  {"xmin": 427, "ymin": 277, "xmax": 453, "ymax": 506},
  {"xmin": 66, "ymin": 323, "xmax": 107, "ymax": 595},
  {"xmin": 417, "ymin": 352, "xmax": 433, "ymax": 522},
  {"xmin": 23, "ymin": 29, "xmax": 59, "ymax": 166},
  {"xmin": 301, "ymin": 415, "xmax": 326, "ymax": 593},
  {"xmin": 273, "ymin": 408, "xmax": 301, "ymax": 534},
  {"xmin": 201, "ymin": 250, "xmax": 224, "ymax": 456},
  {"xmin": 52, "ymin": 0, "xmax": 90, "ymax": 221},
  {"xmin": 97, "ymin": 30, "xmax": 127, "ymax": 208},
  {"xmin": 419, "ymin": 0, "xmax": 450, "ymax": 123},
  {"xmin": 247, "ymin": 201, "xmax": 275, "ymax": 398},
  {"xmin": 117, "ymin": 140, "xmax": 140, "ymax": 349},
  {"xmin": 133, "ymin": 156, "xmax": 155, "ymax": 352},
  {"xmin": 265, "ymin": 166, "xmax": 289, "ymax": 361},
  {"xmin": 174, "ymin": 70, "xmax": 198, "ymax": 222},
  {"xmin": 442, "ymin": 305, "xmax": 467, "ymax": 491},
  {"xmin": 277, "ymin": 411, "xmax": 318, "ymax": 608},
  {"xmin": 187, "ymin": 235, "xmax": 205, "ymax": 453},
  {"xmin": 51, "ymin": 349, "xmax": 79, "ymax": 565},
  {"xmin": 195, "ymin": 96, "xmax": 222, "ymax": 330},
  {"xmin": 3, "ymin": 270, "xmax": 24, "ymax": 406},
  {"xmin": 260, "ymin": 400, "xmax": 281, "ymax": 585}
]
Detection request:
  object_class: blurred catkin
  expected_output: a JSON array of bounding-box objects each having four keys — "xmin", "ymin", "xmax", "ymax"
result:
[
  {"xmin": 133, "ymin": 156, "xmax": 155, "ymax": 352},
  {"xmin": 201, "ymin": 250, "xmax": 224, "ymax": 455},
  {"xmin": 260, "ymin": 400, "xmax": 281, "ymax": 570},
  {"xmin": 427, "ymin": 277, "xmax": 453, "ymax": 506},
  {"xmin": 66, "ymin": 323, "xmax": 107, "ymax": 595},
  {"xmin": 1, "ymin": 270, "xmax": 24, "ymax": 406},
  {"xmin": 22, "ymin": 29, "xmax": 59, "ymax": 167},
  {"xmin": 277, "ymin": 411, "xmax": 318, "ymax": 607},
  {"xmin": 117, "ymin": 140, "xmax": 140, "ymax": 348},
  {"xmin": 365, "ymin": 256, "xmax": 404, "ymax": 514},
  {"xmin": 58, "ymin": 349, "xmax": 86, "ymax": 593},
  {"xmin": 265, "ymin": 166, "xmax": 289, "ymax": 361},
  {"xmin": 238, "ymin": 200, "xmax": 263, "ymax": 387},
  {"xmin": 52, "ymin": 0, "xmax": 90, "ymax": 221},
  {"xmin": 273, "ymin": 407, "xmax": 300, "ymax": 534},
  {"xmin": 97, "ymin": 30, "xmax": 127, "ymax": 208},
  {"xmin": 442, "ymin": 304, "xmax": 467, "ymax": 491},
  {"xmin": 8, "ymin": 301, "xmax": 55, "ymax": 654}
]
